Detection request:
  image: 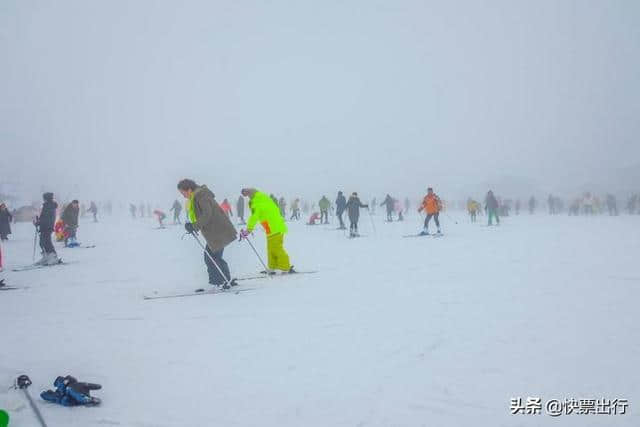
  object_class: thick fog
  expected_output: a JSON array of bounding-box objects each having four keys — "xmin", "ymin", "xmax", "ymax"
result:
[{"xmin": 1, "ymin": 0, "xmax": 639, "ymax": 204}]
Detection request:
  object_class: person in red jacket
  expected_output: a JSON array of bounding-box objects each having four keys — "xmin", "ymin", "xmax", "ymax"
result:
[
  {"xmin": 418, "ymin": 187, "xmax": 442, "ymax": 235},
  {"xmin": 220, "ymin": 199, "xmax": 233, "ymax": 218}
]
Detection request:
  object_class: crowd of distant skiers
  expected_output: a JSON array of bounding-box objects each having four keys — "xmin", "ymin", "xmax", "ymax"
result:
[{"xmin": 0, "ymin": 187, "xmax": 639, "ymax": 291}]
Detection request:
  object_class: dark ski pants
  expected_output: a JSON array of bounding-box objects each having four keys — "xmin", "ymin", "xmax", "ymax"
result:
[
  {"xmin": 320, "ymin": 210, "xmax": 328, "ymax": 224},
  {"xmin": 386, "ymin": 211, "xmax": 393, "ymax": 221},
  {"xmin": 204, "ymin": 246, "xmax": 230, "ymax": 286},
  {"xmin": 39, "ymin": 231, "xmax": 56, "ymax": 254},
  {"xmin": 337, "ymin": 212, "xmax": 345, "ymax": 228},
  {"xmin": 173, "ymin": 212, "xmax": 181, "ymax": 224},
  {"xmin": 424, "ymin": 213, "xmax": 440, "ymax": 230},
  {"xmin": 349, "ymin": 216, "xmax": 359, "ymax": 233}
]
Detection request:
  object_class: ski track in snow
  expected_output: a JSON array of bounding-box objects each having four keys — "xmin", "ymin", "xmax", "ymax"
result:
[{"xmin": 1, "ymin": 213, "xmax": 639, "ymax": 426}]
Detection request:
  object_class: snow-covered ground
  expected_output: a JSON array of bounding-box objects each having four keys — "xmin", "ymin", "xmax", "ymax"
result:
[{"xmin": 1, "ymin": 211, "xmax": 638, "ymax": 426}]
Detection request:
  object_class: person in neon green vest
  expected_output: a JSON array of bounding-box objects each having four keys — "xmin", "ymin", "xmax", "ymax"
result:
[{"xmin": 240, "ymin": 188, "xmax": 295, "ymax": 273}]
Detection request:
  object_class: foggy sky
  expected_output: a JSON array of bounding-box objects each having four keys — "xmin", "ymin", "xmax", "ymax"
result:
[{"xmin": 1, "ymin": 0, "xmax": 639, "ymax": 204}]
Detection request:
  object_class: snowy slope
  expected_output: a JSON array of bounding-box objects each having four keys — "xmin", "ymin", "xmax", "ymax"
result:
[{"xmin": 1, "ymin": 212, "xmax": 639, "ymax": 426}]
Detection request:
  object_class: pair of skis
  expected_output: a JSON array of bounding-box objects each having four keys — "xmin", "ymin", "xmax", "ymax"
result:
[
  {"xmin": 402, "ymin": 232, "xmax": 444, "ymax": 238},
  {"xmin": 12, "ymin": 260, "xmax": 70, "ymax": 272},
  {"xmin": 144, "ymin": 270, "xmax": 318, "ymax": 300}
]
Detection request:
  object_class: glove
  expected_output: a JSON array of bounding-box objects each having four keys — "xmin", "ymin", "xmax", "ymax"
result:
[
  {"xmin": 185, "ymin": 222, "xmax": 196, "ymax": 234},
  {"xmin": 239, "ymin": 229, "xmax": 250, "ymax": 240}
]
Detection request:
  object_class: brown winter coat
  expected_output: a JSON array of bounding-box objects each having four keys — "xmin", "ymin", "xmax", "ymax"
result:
[{"xmin": 192, "ymin": 186, "xmax": 237, "ymax": 252}]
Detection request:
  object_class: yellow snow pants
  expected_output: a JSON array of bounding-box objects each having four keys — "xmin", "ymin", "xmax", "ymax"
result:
[{"xmin": 267, "ymin": 233, "xmax": 291, "ymax": 271}]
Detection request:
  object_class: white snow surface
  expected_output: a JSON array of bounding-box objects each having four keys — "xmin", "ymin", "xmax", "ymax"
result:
[{"xmin": 1, "ymin": 212, "xmax": 639, "ymax": 427}]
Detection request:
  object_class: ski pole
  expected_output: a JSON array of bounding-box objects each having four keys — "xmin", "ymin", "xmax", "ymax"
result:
[
  {"xmin": 32, "ymin": 223, "xmax": 39, "ymax": 262},
  {"xmin": 188, "ymin": 232, "xmax": 233, "ymax": 288},
  {"xmin": 242, "ymin": 235, "xmax": 270, "ymax": 274},
  {"xmin": 15, "ymin": 375, "xmax": 48, "ymax": 427}
]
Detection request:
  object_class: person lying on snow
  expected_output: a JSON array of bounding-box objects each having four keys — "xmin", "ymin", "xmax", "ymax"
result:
[{"xmin": 41, "ymin": 375, "xmax": 102, "ymax": 406}]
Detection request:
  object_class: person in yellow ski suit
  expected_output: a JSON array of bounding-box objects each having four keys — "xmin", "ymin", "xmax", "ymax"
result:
[{"xmin": 240, "ymin": 188, "xmax": 294, "ymax": 273}]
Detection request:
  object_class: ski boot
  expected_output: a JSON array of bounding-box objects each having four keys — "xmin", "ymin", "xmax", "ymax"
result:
[
  {"xmin": 45, "ymin": 253, "xmax": 61, "ymax": 266},
  {"xmin": 34, "ymin": 254, "xmax": 47, "ymax": 265},
  {"xmin": 288, "ymin": 266, "xmax": 297, "ymax": 274},
  {"xmin": 419, "ymin": 230, "xmax": 429, "ymax": 236}
]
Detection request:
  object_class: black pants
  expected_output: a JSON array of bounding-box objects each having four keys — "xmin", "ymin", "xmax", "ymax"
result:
[
  {"xmin": 424, "ymin": 213, "xmax": 440, "ymax": 230},
  {"xmin": 320, "ymin": 210, "xmax": 328, "ymax": 224},
  {"xmin": 204, "ymin": 246, "xmax": 230, "ymax": 286},
  {"xmin": 40, "ymin": 230, "xmax": 56, "ymax": 254},
  {"xmin": 337, "ymin": 212, "xmax": 345, "ymax": 228},
  {"xmin": 349, "ymin": 216, "xmax": 359, "ymax": 233},
  {"xmin": 386, "ymin": 210, "xmax": 393, "ymax": 221}
]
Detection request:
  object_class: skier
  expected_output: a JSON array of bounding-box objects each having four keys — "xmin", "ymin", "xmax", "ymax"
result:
[
  {"xmin": 35, "ymin": 192, "xmax": 59, "ymax": 265},
  {"xmin": 170, "ymin": 200, "xmax": 183, "ymax": 224},
  {"xmin": 467, "ymin": 198, "xmax": 479, "ymax": 223},
  {"xmin": 335, "ymin": 191, "xmax": 347, "ymax": 229},
  {"xmin": 220, "ymin": 198, "xmax": 233, "ymax": 218},
  {"xmin": 370, "ymin": 197, "xmax": 377, "ymax": 215},
  {"xmin": 418, "ymin": 188, "xmax": 442, "ymax": 235},
  {"xmin": 319, "ymin": 196, "xmax": 330, "ymax": 224},
  {"xmin": 395, "ymin": 199, "xmax": 404, "ymax": 221},
  {"xmin": 61, "ymin": 200, "xmax": 80, "ymax": 247},
  {"xmin": 179, "ymin": 179, "xmax": 238, "ymax": 289},
  {"xmin": 87, "ymin": 201, "xmax": 98, "ymax": 222},
  {"xmin": 606, "ymin": 194, "xmax": 618, "ymax": 216},
  {"xmin": 290, "ymin": 198, "xmax": 301, "ymax": 221},
  {"xmin": 346, "ymin": 192, "xmax": 368, "ymax": 237},
  {"xmin": 0, "ymin": 239, "xmax": 5, "ymax": 287},
  {"xmin": 515, "ymin": 199, "xmax": 521, "ymax": 215},
  {"xmin": 582, "ymin": 192, "xmax": 594, "ymax": 215},
  {"xmin": 153, "ymin": 209, "xmax": 167, "ymax": 228},
  {"xmin": 41, "ymin": 375, "xmax": 102, "ymax": 406},
  {"xmin": 278, "ymin": 197, "xmax": 287, "ymax": 218},
  {"xmin": 236, "ymin": 195, "xmax": 246, "ymax": 225},
  {"xmin": 485, "ymin": 190, "xmax": 500, "ymax": 226},
  {"xmin": 307, "ymin": 212, "xmax": 321, "ymax": 225},
  {"xmin": 240, "ymin": 188, "xmax": 294, "ymax": 273},
  {"xmin": 129, "ymin": 203, "xmax": 137, "ymax": 219},
  {"xmin": 0, "ymin": 203, "xmax": 12, "ymax": 241},
  {"xmin": 404, "ymin": 197, "xmax": 410, "ymax": 215},
  {"xmin": 381, "ymin": 194, "xmax": 394, "ymax": 221},
  {"xmin": 528, "ymin": 196, "xmax": 536, "ymax": 214}
]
